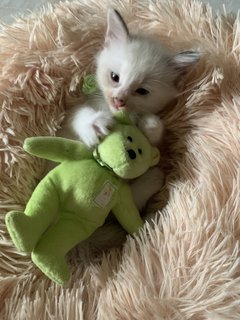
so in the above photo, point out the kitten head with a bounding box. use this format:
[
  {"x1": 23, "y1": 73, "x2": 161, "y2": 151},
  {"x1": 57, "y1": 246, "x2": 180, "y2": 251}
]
[{"x1": 96, "y1": 8, "x2": 200, "y2": 114}]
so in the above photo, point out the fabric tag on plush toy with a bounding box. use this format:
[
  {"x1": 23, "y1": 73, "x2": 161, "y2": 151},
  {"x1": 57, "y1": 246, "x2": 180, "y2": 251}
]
[
  {"x1": 94, "y1": 181, "x2": 117, "y2": 208},
  {"x1": 82, "y1": 74, "x2": 97, "y2": 95}
]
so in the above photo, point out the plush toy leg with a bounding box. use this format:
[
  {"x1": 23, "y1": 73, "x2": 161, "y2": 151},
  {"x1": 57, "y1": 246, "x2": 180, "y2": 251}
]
[
  {"x1": 5, "y1": 179, "x2": 59, "y2": 253},
  {"x1": 31, "y1": 216, "x2": 97, "y2": 285}
]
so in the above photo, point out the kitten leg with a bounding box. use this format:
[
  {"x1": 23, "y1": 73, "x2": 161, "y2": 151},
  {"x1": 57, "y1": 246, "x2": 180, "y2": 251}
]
[
  {"x1": 130, "y1": 166, "x2": 164, "y2": 211},
  {"x1": 71, "y1": 106, "x2": 114, "y2": 148},
  {"x1": 137, "y1": 113, "x2": 164, "y2": 146}
]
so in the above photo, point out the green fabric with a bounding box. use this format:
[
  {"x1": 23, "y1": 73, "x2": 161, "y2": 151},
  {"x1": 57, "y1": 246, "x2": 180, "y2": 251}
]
[
  {"x1": 5, "y1": 112, "x2": 160, "y2": 285},
  {"x1": 82, "y1": 74, "x2": 97, "y2": 95}
]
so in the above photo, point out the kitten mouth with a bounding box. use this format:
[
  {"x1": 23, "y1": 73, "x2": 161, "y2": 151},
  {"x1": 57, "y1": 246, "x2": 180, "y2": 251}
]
[
  {"x1": 114, "y1": 104, "x2": 126, "y2": 110},
  {"x1": 110, "y1": 105, "x2": 126, "y2": 114}
]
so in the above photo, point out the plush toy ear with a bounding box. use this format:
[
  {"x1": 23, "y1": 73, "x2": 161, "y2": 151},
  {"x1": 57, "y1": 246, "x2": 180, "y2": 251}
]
[
  {"x1": 151, "y1": 147, "x2": 160, "y2": 166},
  {"x1": 82, "y1": 74, "x2": 97, "y2": 95},
  {"x1": 114, "y1": 110, "x2": 132, "y2": 125}
]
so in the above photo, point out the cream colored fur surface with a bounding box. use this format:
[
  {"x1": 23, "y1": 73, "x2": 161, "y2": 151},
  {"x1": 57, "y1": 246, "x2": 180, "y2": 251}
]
[{"x1": 1, "y1": 0, "x2": 240, "y2": 319}]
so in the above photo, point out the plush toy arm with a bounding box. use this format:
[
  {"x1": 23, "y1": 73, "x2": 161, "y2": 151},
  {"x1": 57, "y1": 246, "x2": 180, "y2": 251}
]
[
  {"x1": 112, "y1": 184, "x2": 144, "y2": 234},
  {"x1": 23, "y1": 137, "x2": 92, "y2": 162}
]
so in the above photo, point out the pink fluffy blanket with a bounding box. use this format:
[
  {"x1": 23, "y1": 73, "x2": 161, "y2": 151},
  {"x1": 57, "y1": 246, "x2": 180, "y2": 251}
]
[{"x1": 0, "y1": 0, "x2": 240, "y2": 319}]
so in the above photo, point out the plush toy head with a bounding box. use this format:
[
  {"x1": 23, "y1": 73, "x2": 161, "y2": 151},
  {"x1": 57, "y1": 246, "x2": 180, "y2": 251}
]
[{"x1": 93, "y1": 112, "x2": 160, "y2": 179}]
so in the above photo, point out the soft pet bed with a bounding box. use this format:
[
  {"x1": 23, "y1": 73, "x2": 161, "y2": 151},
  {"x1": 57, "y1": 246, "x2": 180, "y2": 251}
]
[{"x1": 0, "y1": 0, "x2": 240, "y2": 319}]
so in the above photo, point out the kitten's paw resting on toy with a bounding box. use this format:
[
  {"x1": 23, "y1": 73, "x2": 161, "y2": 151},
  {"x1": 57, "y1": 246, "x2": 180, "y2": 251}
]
[{"x1": 72, "y1": 107, "x2": 114, "y2": 148}]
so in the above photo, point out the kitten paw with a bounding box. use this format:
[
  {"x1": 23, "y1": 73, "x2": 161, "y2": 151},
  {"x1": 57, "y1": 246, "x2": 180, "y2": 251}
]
[
  {"x1": 138, "y1": 114, "x2": 164, "y2": 146},
  {"x1": 86, "y1": 112, "x2": 114, "y2": 147},
  {"x1": 72, "y1": 108, "x2": 115, "y2": 148},
  {"x1": 93, "y1": 111, "x2": 114, "y2": 137}
]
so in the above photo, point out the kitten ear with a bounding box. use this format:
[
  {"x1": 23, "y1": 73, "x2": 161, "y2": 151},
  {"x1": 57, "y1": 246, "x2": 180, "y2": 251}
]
[
  {"x1": 105, "y1": 8, "x2": 129, "y2": 46},
  {"x1": 170, "y1": 51, "x2": 200, "y2": 75}
]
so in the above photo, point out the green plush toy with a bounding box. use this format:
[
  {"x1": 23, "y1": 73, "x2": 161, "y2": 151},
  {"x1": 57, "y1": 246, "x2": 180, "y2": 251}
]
[{"x1": 5, "y1": 112, "x2": 160, "y2": 285}]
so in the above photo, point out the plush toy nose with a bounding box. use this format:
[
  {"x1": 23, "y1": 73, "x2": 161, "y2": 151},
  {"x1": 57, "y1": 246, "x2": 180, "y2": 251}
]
[{"x1": 127, "y1": 149, "x2": 136, "y2": 160}]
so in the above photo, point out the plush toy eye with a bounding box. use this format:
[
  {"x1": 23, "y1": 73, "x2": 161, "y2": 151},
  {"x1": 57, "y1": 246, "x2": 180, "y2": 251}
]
[
  {"x1": 138, "y1": 148, "x2": 142, "y2": 155},
  {"x1": 111, "y1": 72, "x2": 120, "y2": 83},
  {"x1": 127, "y1": 136, "x2": 133, "y2": 142},
  {"x1": 136, "y1": 88, "x2": 149, "y2": 95}
]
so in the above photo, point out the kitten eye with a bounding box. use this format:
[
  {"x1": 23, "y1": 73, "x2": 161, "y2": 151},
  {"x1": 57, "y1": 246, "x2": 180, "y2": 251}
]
[
  {"x1": 136, "y1": 88, "x2": 149, "y2": 95},
  {"x1": 111, "y1": 72, "x2": 120, "y2": 83}
]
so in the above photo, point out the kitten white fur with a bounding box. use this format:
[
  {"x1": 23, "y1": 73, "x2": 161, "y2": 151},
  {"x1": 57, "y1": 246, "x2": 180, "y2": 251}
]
[{"x1": 69, "y1": 8, "x2": 199, "y2": 211}]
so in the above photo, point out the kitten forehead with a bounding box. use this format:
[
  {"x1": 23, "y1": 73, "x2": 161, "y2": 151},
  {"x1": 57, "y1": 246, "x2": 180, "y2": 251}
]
[{"x1": 112, "y1": 37, "x2": 173, "y2": 86}]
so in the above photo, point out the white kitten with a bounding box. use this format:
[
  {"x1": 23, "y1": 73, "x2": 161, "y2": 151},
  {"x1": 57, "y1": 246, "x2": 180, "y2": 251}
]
[{"x1": 69, "y1": 8, "x2": 199, "y2": 210}]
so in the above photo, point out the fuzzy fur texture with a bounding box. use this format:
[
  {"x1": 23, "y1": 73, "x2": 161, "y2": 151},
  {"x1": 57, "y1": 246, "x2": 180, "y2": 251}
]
[{"x1": 1, "y1": 0, "x2": 240, "y2": 319}]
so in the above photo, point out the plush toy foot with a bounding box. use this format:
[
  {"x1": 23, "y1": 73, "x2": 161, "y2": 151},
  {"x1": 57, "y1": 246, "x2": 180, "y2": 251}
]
[
  {"x1": 32, "y1": 248, "x2": 70, "y2": 285},
  {"x1": 5, "y1": 211, "x2": 38, "y2": 252}
]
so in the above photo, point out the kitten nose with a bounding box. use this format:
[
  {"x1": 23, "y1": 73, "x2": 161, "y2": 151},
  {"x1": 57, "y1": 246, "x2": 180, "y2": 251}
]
[{"x1": 113, "y1": 97, "x2": 126, "y2": 108}]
